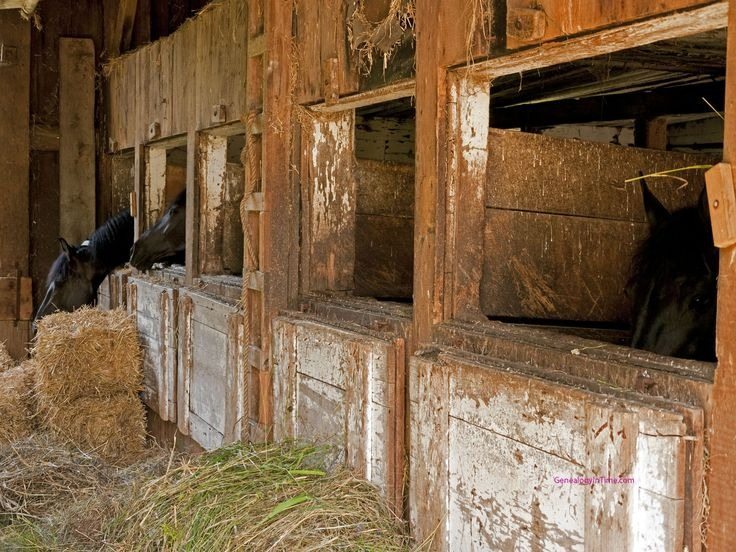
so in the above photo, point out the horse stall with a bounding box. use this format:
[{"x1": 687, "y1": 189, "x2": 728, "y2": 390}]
[{"x1": 9, "y1": 0, "x2": 728, "y2": 548}]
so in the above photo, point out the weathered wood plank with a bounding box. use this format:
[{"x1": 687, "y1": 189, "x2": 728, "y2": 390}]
[
  {"x1": 472, "y1": 2, "x2": 728, "y2": 79},
  {"x1": 483, "y1": 209, "x2": 646, "y2": 322},
  {"x1": 302, "y1": 113, "x2": 356, "y2": 291},
  {"x1": 705, "y1": 0, "x2": 736, "y2": 546},
  {"x1": 59, "y1": 38, "x2": 96, "y2": 245},
  {"x1": 271, "y1": 314, "x2": 404, "y2": 507},
  {"x1": 486, "y1": 128, "x2": 716, "y2": 221},
  {"x1": 506, "y1": 0, "x2": 714, "y2": 49},
  {"x1": 410, "y1": 349, "x2": 701, "y2": 550}
]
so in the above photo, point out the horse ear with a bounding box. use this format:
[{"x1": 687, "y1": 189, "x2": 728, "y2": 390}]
[
  {"x1": 58, "y1": 237, "x2": 72, "y2": 257},
  {"x1": 640, "y1": 174, "x2": 669, "y2": 227}
]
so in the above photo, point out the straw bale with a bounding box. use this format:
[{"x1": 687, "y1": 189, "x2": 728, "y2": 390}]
[
  {"x1": 0, "y1": 342, "x2": 13, "y2": 373},
  {"x1": 44, "y1": 392, "x2": 147, "y2": 463},
  {"x1": 0, "y1": 362, "x2": 36, "y2": 443},
  {"x1": 33, "y1": 307, "x2": 142, "y2": 402}
]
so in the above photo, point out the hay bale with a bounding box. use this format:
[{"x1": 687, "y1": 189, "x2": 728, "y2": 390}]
[
  {"x1": 0, "y1": 362, "x2": 36, "y2": 442},
  {"x1": 0, "y1": 341, "x2": 13, "y2": 373},
  {"x1": 43, "y1": 393, "x2": 147, "y2": 463},
  {"x1": 34, "y1": 307, "x2": 142, "y2": 402}
]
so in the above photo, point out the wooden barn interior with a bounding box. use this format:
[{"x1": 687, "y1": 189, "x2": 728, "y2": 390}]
[{"x1": 2, "y1": 0, "x2": 736, "y2": 547}]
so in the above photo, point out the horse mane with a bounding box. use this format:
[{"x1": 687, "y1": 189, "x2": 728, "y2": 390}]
[{"x1": 88, "y1": 210, "x2": 135, "y2": 273}]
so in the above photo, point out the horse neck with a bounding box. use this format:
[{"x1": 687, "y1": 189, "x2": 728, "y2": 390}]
[{"x1": 89, "y1": 211, "x2": 135, "y2": 283}]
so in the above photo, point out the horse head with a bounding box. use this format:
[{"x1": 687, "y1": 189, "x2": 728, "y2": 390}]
[
  {"x1": 34, "y1": 238, "x2": 97, "y2": 326},
  {"x1": 629, "y1": 175, "x2": 718, "y2": 361},
  {"x1": 130, "y1": 189, "x2": 187, "y2": 271}
]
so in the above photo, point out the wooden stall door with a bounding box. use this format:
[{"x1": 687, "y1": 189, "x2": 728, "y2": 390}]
[
  {"x1": 127, "y1": 277, "x2": 179, "y2": 423},
  {"x1": 483, "y1": 128, "x2": 718, "y2": 324},
  {"x1": 409, "y1": 350, "x2": 704, "y2": 551},
  {"x1": 177, "y1": 288, "x2": 247, "y2": 449},
  {"x1": 272, "y1": 313, "x2": 405, "y2": 510}
]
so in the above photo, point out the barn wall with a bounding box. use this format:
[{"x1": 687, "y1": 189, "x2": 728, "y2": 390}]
[{"x1": 106, "y1": 0, "x2": 246, "y2": 151}]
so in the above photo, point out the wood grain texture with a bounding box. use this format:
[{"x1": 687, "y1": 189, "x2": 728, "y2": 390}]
[
  {"x1": 177, "y1": 288, "x2": 246, "y2": 448},
  {"x1": 705, "y1": 0, "x2": 736, "y2": 546},
  {"x1": 413, "y1": 0, "x2": 469, "y2": 346},
  {"x1": 410, "y1": 348, "x2": 703, "y2": 550},
  {"x1": 0, "y1": 12, "x2": 29, "y2": 279},
  {"x1": 483, "y1": 129, "x2": 717, "y2": 322},
  {"x1": 129, "y1": 276, "x2": 179, "y2": 422},
  {"x1": 272, "y1": 313, "x2": 405, "y2": 510},
  {"x1": 59, "y1": 38, "x2": 96, "y2": 245},
  {"x1": 506, "y1": 0, "x2": 714, "y2": 49},
  {"x1": 302, "y1": 113, "x2": 356, "y2": 291}
]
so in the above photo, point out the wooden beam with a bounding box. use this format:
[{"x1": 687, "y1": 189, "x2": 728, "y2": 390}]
[
  {"x1": 0, "y1": 0, "x2": 39, "y2": 14},
  {"x1": 706, "y1": 0, "x2": 736, "y2": 547},
  {"x1": 469, "y1": 2, "x2": 728, "y2": 80},
  {"x1": 185, "y1": 130, "x2": 200, "y2": 285},
  {"x1": 413, "y1": 1, "x2": 468, "y2": 346},
  {"x1": 310, "y1": 78, "x2": 415, "y2": 113},
  {"x1": 111, "y1": 0, "x2": 139, "y2": 56},
  {"x1": 0, "y1": 11, "x2": 29, "y2": 277},
  {"x1": 59, "y1": 38, "x2": 96, "y2": 245}
]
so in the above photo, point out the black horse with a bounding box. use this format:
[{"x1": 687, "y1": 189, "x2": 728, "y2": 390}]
[
  {"x1": 34, "y1": 210, "x2": 134, "y2": 325},
  {"x1": 628, "y1": 177, "x2": 718, "y2": 361},
  {"x1": 130, "y1": 189, "x2": 186, "y2": 271}
]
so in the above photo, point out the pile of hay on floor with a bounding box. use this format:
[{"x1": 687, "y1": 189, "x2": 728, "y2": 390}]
[
  {"x1": 33, "y1": 307, "x2": 145, "y2": 462},
  {"x1": 0, "y1": 361, "x2": 36, "y2": 443},
  {"x1": 109, "y1": 441, "x2": 420, "y2": 551},
  {"x1": 0, "y1": 433, "x2": 172, "y2": 550},
  {"x1": 0, "y1": 342, "x2": 13, "y2": 373}
]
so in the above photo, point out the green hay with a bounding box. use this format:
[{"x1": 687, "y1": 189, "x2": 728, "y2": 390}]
[{"x1": 108, "y1": 441, "x2": 422, "y2": 551}]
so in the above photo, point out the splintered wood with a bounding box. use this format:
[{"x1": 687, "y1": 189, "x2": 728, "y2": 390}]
[
  {"x1": 272, "y1": 313, "x2": 405, "y2": 511},
  {"x1": 409, "y1": 350, "x2": 705, "y2": 551}
]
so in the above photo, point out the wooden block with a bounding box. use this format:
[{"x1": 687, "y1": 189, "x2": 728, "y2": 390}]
[
  {"x1": 243, "y1": 192, "x2": 265, "y2": 212},
  {"x1": 705, "y1": 163, "x2": 736, "y2": 248},
  {"x1": 148, "y1": 121, "x2": 161, "y2": 140},
  {"x1": 211, "y1": 104, "x2": 227, "y2": 124},
  {"x1": 248, "y1": 33, "x2": 265, "y2": 57},
  {"x1": 506, "y1": 7, "x2": 546, "y2": 43}
]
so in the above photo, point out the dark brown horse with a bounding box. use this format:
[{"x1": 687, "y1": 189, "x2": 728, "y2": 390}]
[{"x1": 628, "y1": 176, "x2": 717, "y2": 361}]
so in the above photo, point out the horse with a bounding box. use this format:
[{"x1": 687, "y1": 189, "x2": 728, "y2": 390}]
[
  {"x1": 628, "y1": 176, "x2": 718, "y2": 361},
  {"x1": 130, "y1": 189, "x2": 186, "y2": 271},
  {"x1": 34, "y1": 210, "x2": 134, "y2": 326}
]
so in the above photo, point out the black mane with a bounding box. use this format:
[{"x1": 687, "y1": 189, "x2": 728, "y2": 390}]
[{"x1": 89, "y1": 210, "x2": 135, "y2": 274}]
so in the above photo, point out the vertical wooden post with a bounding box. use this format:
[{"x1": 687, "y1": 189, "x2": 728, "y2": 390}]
[
  {"x1": 59, "y1": 38, "x2": 96, "y2": 244},
  {"x1": 413, "y1": 1, "x2": 480, "y2": 345},
  {"x1": 185, "y1": 130, "x2": 200, "y2": 285},
  {"x1": 0, "y1": 11, "x2": 30, "y2": 359},
  {"x1": 706, "y1": 0, "x2": 736, "y2": 547},
  {"x1": 446, "y1": 74, "x2": 490, "y2": 322},
  {"x1": 260, "y1": 0, "x2": 295, "y2": 436}
]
